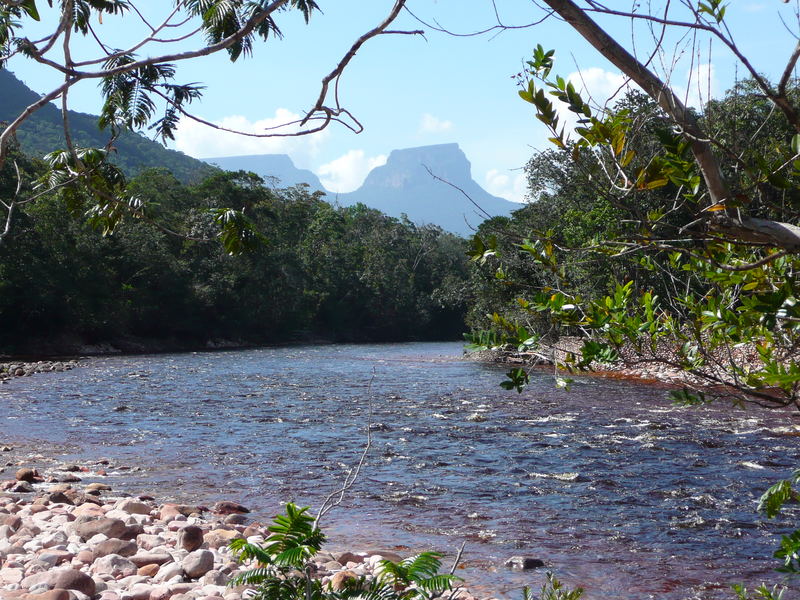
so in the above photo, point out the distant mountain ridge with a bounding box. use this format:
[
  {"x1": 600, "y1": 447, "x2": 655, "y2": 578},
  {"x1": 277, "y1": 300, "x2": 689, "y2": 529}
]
[
  {"x1": 204, "y1": 154, "x2": 324, "y2": 190},
  {"x1": 1, "y1": 70, "x2": 519, "y2": 234},
  {"x1": 209, "y1": 144, "x2": 519, "y2": 235},
  {"x1": 0, "y1": 70, "x2": 217, "y2": 183}
]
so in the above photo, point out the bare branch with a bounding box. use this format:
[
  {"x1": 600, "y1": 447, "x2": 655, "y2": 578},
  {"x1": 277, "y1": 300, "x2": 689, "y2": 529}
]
[
  {"x1": 300, "y1": 0, "x2": 423, "y2": 127},
  {"x1": 313, "y1": 368, "x2": 376, "y2": 529}
]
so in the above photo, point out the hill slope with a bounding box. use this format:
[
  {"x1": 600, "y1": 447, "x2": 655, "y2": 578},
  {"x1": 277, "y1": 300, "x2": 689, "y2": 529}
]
[{"x1": 0, "y1": 70, "x2": 216, "y2": 183}]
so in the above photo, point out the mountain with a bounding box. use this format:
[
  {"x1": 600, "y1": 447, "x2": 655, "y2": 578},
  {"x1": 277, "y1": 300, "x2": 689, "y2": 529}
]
[
  {"x1": 204, "y1": 154, "x2": 324, "y2": 190},
  {"x1": 0, "y1": 70, "x2": 217, "y2": 183},
  {"x1": 335, "y1": 143, "x2": 518, "y2": 235}
]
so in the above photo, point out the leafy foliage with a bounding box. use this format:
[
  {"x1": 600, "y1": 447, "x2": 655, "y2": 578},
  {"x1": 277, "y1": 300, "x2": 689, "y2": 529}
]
[
  {"x1": 522, "y1": 573, "x2": 583, "y2": 600},
  {"x1": 0, "y1": 158, "x2": 470, "y2": 352},
  {"x1": 229, "y1": 504, "x2": 458, "y2": 600}
]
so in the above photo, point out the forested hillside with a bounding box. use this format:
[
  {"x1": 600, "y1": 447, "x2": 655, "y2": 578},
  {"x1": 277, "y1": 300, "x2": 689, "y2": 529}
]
[
  {"x1": 0, "y1": 148, "x2": 470, "y2": 355},
  {"x1": 0, "y1": 71, "x2": 217, "y2": 183}
]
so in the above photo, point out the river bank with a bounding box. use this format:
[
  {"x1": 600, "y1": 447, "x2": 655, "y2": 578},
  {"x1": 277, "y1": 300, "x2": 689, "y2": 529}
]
[
  {"x1": 0, "y1": 450, "x2": 486, "y2": 600},
  {"x1": 0, "y1": 362, "x2": 80, "y2": 385}
]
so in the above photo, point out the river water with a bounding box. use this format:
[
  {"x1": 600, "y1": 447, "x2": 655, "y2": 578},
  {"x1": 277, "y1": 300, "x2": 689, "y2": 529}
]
[{"x1": 1, "y1": 342, "x2": 799, "y2": 599}]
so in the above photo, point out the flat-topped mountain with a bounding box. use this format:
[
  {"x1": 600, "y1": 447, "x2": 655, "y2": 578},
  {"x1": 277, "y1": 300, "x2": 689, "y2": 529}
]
[
  {"x1": 204, "y1": 154, "x2": 324, "y2": 190},
  {"x1": 335, "y1": 144, "x2": 518, "y2": 235}
]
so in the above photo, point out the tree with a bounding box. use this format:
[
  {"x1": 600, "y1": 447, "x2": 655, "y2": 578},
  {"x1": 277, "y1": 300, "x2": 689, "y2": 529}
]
[
  {"x1": 0, "y1": 0, "x2": 421, "y2": 248},
  {"x1": 465, "y1": 1, "x2": 800, "y2": 589}
]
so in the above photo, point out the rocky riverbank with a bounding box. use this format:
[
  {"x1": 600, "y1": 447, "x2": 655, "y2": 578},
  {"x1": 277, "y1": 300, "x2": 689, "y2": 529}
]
[
  {"x1": 0, "y1": 464, "x2": 483, "y2": 600},
  {"x1": 0, "y1": 362, "x2": 80, "y2": 384}
]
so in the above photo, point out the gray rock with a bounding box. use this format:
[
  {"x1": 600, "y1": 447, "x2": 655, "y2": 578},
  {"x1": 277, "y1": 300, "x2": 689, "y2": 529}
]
[
  {"x1": 116, "y1": 499, "x2": 152, "y2": 516},
  {"x1": 129, "y1": 553, "x2": 173, "y2": 568},
  {"x1": 182, "y1": 550, "x2": 214, "y2": 579},
  {"x1": 95, "y1": 538, "x2": 139, "y2": 558},
  {"x1": 200, "y1": 571, "x2": 228, "y2": 587},
  {"x1": 153, "y1": 563, "x2": 184, "y2": 583},
  {"x1": 136, "y1": 534, "x2": 166, "y2": 551},
  {"x1": 14, "y1": 468, "x2": 36, "y2": 482},
  {"x1": 75, "y1": 518, "x2": 127, "y2": 541},
  {"x1": 504, "y1": 556, "x2": 545, "y2": 570},
  {"x1": 177, "y1": 526, "x2": 204, "y2": 552},
  {"x1": 53, "y1": 569, "x2": 97, "y2": 597},
  {"x1": 93, "y1": 554, "x2": 139, "y2": 578}
]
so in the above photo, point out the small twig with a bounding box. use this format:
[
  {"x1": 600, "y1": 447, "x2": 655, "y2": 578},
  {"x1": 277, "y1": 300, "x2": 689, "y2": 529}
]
[
  {"x1": 448, "y1": 541, "x2": 466, "y2": 575},
  {"x1": 423, "y1": 166, "x2": 494, "y2": 221},
  {"x1": 314, "y1": 367, "x2": 376, "y2": 528}
]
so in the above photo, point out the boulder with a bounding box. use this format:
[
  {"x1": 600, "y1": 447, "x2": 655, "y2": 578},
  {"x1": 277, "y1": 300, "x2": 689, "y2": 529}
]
[
  {"x1": 130, "y1": 553, "x2": 173, "y2": 568},
  {"x1": 211, "y1": 502, "x2": 249, "y2": 515},
  {"x1": 0, "y1": 567, "x2": 24, "y2": 585},
  {"x1": 222, "y1": 515, "x2": 247, "y2": 526},
  {"x1": 10, "y1": 481, "x2": 33, "y2": 493},
  {"x1": 24, "y1": 590, "x2": 70, "y2": 600},
  {"x1": 41, "y1": 531, "x2": 69, "y2": 548},
  {"x1": 199, "y1": 571, "x2": 227, "y2": 587},
  {"x1": 14, "y1": 469, "x2": 37, "y2": 483},
  {"x1": 504, "y1": 556, "x2": 545, "y2": 570},
  {"x1": 84, "y1": 483, "x2": 112, "y2": 494},
  {"x1": 158, "y1": 505, "x2": 200, "y2": 522},
  {"x1": 116, "y1": 500, "x2": 151, "y2": 516},
  {"x1": 202, "y1": 529, "x2": 242, "y2": 549},
  {"x1": 4, "y1": 515, "x2": 22, "y2": 531},
  {"x1": 177, "y1": 526, "x2": 203, "y2": 552},
  {"x1": 75, "y1": 518, "x2": 126, "y2": 541},
  {"x1": 95, "y1": 538, "x2": 138, "y2": 558},
  {"x1": 71, "y1": 504, "x2": 105, "y2": 519},
  {"x1": 53, "y1": 569, "x2": 96, "y2": 597},
  {"x1": 136, "y1": 565, "x2": 160, "y2": 578},
  {"x1": 334, "y1": 552, "x2": 363, "y2": 565},
  {"x1": 45, "y1": 492, "x2": 73, "y2": 505},
  {"x1": 93, "y1": 554, "x2": 138, "y2": 578},
  {"x1": 182, "y1": 550, "x2": 214, "y2": 579},
  {"x1": 329, "y1": 571, "x2": 358, "y2": 592},
  {"x1": 152, "y1": 563, "x2": 184, "y2": 584},
  {"x1": 135, "y1": 534, "x2": 166, "y2": 551},
  {"x1": 37, "y1": 550, "x2": 74, "y2": 566}
]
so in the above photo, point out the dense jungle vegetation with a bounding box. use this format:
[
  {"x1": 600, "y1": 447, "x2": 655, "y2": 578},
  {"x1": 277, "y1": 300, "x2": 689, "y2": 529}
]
[{"x1": 0, "y1": 147, "x2": 470, "y2": 354}]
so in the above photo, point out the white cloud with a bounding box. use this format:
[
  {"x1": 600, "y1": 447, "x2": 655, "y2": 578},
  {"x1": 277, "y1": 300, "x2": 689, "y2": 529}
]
[
  {"x1": 485, "y1": 169, "x2": 527, "y2": 203},
  {"x1": 419, "y1": 113, "x2": 453, "y2": 134},
  {"x1": 546, "y1": 67, "x2": 633, "y2": 134},
  {"x1": 677, "y1": 62, "x2": 718, "y2": 109},
  {"x1": 317, "y1": 150, "x2": 387, "y2": 193},
  {"x1": 567, "y1": 67, "x2": 630, "y2": 108},
  {"x1": 172, "y1": 109, "x2": 328, "y2": 162}
]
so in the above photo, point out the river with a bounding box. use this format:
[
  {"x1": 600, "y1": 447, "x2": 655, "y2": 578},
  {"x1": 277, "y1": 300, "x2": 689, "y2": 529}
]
[{"x1": 1, "y1": 342, "x2": 798, "y2": 599}]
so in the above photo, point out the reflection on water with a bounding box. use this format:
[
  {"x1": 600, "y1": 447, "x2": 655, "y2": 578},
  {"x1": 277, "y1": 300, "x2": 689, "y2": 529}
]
[{"x1": 2, "y1": 342, "x2": 799, "y2": 599}]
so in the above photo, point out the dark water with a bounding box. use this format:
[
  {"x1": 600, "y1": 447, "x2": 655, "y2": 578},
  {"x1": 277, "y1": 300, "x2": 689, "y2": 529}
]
[{"x1": 1, "y1": 342, "x2": 799, "y2": 599}]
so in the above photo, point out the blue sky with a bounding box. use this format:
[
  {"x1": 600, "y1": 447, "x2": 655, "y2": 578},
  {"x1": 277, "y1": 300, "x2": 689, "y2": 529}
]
[{"x1": 6, "y1": 1, "x2": 796, "y2": 200}]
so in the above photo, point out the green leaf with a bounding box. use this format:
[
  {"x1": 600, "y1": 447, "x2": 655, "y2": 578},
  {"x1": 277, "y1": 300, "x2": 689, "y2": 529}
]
[{"x1": 21, "y1": 0, "x2": 40, "y2": 20}]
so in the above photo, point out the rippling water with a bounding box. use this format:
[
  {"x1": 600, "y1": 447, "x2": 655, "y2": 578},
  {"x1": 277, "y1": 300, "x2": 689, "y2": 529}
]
[{"x1": 2, "y1": 342, "x2": 799, "y2": 599}]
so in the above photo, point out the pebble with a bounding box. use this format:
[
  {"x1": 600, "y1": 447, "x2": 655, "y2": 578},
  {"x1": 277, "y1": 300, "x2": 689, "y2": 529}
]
[{"x1": 0, "y1": 466, "x2": 483, "y2": 600}]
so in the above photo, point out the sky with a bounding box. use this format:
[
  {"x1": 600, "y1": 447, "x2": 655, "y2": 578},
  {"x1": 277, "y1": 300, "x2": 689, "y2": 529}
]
[{"x1": 6, "y1": 1, "x2": 799, "y2": 201}]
